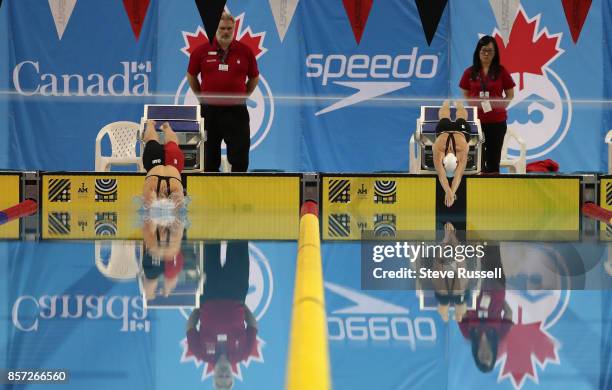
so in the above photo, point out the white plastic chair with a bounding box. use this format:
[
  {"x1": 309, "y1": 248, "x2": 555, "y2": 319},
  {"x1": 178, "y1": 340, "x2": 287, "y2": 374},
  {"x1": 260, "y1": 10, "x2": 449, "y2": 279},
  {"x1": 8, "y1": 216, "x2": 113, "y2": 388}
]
[
  {"x1": 605, "y1": 130, "x2": 612, "y2": 174},
  {"x1": 409, "y1": 134, "x2": 419, "y2": 173},
  {"x1": 95, "y1": 121, "x2": 142, "y2": 171},
  {"x1": 95, "y1": 240, "x2": 142, "y2": 281},
  {"x1": 500, "y1": 127, "x2": 527, "y2": 174}
]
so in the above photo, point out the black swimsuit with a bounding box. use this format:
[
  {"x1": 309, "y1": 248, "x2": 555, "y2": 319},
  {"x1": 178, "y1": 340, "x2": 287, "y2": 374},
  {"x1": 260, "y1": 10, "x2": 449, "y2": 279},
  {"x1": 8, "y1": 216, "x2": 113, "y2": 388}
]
[
  {"x1": 445, "y1": 132, "x2": 457, "y2": 155},
  {"x1": 435, "y1": 118, "x2": 471, "y2": 143},
  {"x1": 156, "y1": 225, "x2": 171, "y2": 247},
  {"x1": 145, "y1": 175, "x2": 183, "y2": 197},
  {"x1": 434, "y1": 274, "x2": 468, "y2": 305}
]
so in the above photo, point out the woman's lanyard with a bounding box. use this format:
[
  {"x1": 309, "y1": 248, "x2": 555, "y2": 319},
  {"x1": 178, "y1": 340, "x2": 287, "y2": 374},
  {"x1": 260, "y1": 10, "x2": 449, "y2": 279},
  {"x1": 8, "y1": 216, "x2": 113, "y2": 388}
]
[{"x1": 479, "y1": 73, "x2": 489, "y2": 98}]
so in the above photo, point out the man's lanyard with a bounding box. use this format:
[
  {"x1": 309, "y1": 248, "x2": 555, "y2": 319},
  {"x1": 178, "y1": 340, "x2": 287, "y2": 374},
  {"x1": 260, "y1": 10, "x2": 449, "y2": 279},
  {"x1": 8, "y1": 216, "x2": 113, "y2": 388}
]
[{"x1": 218, "y1": 46, "x2": 230, "y2": 64}]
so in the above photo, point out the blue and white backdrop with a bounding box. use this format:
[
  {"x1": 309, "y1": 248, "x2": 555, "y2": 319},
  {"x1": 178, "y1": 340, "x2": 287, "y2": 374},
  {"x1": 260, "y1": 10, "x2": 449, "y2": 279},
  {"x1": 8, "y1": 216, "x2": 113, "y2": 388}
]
[{"x1": 0, "y1": 0, "x2": 609, "y2": 172}]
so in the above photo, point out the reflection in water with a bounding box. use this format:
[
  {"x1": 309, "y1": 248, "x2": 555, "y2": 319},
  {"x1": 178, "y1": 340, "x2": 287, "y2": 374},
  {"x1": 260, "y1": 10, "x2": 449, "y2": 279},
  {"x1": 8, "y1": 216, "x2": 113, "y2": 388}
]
[
  {"x1": 420, "y1": 222, "x2": 472, "y2": 322},
  {"x1": 141, "y1": 218, "x2": 185, "y2": 301},
  {"x1": 414, "y1": 222, "x2": 514, "y2": 373},
  {"x1": 326, "y1": 222, "x2": 611, "y2": 389},
  {"x1": 457, "y1": 243, "x2": 513, "y2": 373},
  {"x1": 139, "y1": 215, "x2": 262, "y2": 388},
  {"x1": 187, "y1": 242, "x2": 258, "y2": 390},
  {"x1": 140, "y1": 216, "x2": 203, "y2": 307},
  {"x1": 142, "y1": 217, "x2": 185, "y2": 262},
  {"x1": 95, "y1": 240, "x2": 141, "y2": 281},
  {"x1": 2, "y1": 208, "x2": 611, "y2": 389}
]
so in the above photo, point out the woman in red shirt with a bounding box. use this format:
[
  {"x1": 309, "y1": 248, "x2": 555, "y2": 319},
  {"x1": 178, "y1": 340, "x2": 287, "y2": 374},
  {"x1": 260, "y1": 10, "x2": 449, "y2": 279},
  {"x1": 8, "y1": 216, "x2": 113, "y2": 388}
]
[
  {"x1": 458, "y1": 244, "x2": 513, "y2": 373},
  {"x1": 459, "y1": 35, "x2": 515, "y2": 173}
]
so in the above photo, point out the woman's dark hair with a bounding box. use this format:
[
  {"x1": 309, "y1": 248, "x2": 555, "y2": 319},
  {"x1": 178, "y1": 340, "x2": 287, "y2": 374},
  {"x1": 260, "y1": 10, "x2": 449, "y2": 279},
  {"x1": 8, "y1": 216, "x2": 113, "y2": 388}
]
[
  {"x1": 470, "y1": 328, "x2": 499, "y2": 373},
  {"x1": 470, "y1": 35, "x2": 501, "y2": 80}
]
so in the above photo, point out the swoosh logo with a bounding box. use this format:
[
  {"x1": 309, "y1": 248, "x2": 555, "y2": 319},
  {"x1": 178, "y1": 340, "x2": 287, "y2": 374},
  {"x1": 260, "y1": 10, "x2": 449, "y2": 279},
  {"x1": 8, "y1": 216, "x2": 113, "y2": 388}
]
[
  {"x1": 325, "y1": 281, "x2": 409, "y2": 314},
  {"x1": 316, "y1": 81, "x2": 411, "y2": 116}
]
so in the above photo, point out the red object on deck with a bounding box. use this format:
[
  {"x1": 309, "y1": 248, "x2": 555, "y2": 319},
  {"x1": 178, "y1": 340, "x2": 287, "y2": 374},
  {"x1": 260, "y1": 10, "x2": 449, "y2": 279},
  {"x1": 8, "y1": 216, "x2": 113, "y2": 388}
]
[
  {"x1": 582, "y1": 202, "x2": 612, "y2": 224},
  {"x1": 0, "y1": 199, "x2": 38, "y2": 225},
  {"x1": 526, "y1": 159, "x2": 559, "y2": 172}
]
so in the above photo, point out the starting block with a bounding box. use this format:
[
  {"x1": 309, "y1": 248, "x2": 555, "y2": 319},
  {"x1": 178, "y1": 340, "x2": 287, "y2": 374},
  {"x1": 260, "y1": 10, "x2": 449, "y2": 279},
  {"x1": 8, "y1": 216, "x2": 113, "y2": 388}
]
[
  {"x1": 409, "y1": 105, "x2": 484, "y2": 174},
  {"x1": 139, "y1": 241, "x2": 204, "y2": 309},
  {"x1": 141, "y1": 105, "x2": 206, "y2": 172}
]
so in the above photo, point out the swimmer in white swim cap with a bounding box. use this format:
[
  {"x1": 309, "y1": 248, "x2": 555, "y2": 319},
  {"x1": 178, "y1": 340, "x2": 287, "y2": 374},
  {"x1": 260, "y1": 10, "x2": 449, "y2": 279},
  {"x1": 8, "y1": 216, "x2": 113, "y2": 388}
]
[
  {"x1": 433, "y1": 101, "x2": 471, "y2": 207},
  {"x1": 443, "y1": 153, "x2": 459, "y2": 177}
]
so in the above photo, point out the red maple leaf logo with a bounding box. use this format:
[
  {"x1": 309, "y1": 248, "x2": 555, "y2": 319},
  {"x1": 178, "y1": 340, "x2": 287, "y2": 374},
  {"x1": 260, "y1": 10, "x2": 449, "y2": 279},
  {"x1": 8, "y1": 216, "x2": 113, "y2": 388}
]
[
  {"x1": 497, "y1": 307, "x2": 560, "y2": 389},
  {"x1": 493, "y1": 7, "x2": 563, "y2": 90},
  {"x1": 182, "y1": 26, "x2": 209, "y2": 57},
  {"x1": 181, "y1": 12, "x2": 266, "y2": 59},
  {"x1": 233, "y1": 16, "x2": 267, "y2": 59},
  {"x1": 180, "y1": 335, "x2": 265, "y2": 382}
]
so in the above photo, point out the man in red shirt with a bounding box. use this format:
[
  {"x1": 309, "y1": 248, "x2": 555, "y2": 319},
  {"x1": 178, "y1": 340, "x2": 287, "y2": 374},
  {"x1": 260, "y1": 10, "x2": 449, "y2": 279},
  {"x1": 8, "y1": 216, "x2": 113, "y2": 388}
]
[
  {"x1": 186, "y1": 12, "x2": 259, "y2": 172},
  {"x1": 186, "y1": 241, "x2": 257, "y2": 389}
]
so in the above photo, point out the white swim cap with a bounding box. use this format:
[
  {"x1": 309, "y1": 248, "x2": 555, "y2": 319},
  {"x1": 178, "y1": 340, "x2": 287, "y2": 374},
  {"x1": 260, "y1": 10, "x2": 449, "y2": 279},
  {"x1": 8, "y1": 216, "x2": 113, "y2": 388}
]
[
  {"x1": 150, "y1": 198, "x2": 177, "y2": 211},
  {"x1": 147, "y1": 198, "x2": 179, "y2": 226},
  {"x1": 443, "y1": 153, "x2": 458, "y2": 177}
]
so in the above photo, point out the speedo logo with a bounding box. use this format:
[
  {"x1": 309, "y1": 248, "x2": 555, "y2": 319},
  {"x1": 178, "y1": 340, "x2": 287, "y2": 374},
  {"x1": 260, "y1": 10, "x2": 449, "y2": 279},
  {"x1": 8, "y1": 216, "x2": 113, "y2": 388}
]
[
  {"x1": 306, "y1": 47, "x2": 439, "y2": 115},
  {"x1": 325, "y1": 282, "x2": 436, "y2": 350}
]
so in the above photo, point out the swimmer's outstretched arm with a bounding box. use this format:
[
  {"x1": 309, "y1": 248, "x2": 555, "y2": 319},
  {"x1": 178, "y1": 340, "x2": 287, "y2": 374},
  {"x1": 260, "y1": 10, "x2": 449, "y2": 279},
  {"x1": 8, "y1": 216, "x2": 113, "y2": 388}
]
[
  {"x1": 433, "y1": 142, "x2": 455, "y2": 207},
  {"x1": 451, "y1": 152, "x2": 467, "y2": 194},
  {"x1": 433, "y1": 148, "x2": 452, "y2": 194}
]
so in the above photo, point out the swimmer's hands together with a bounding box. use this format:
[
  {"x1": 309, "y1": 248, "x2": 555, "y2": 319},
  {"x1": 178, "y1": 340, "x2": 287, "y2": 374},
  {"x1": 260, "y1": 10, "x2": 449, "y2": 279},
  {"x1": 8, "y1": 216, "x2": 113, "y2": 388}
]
[{"x1": 445, "y1": 189, "x2": 456, "y2": 207}]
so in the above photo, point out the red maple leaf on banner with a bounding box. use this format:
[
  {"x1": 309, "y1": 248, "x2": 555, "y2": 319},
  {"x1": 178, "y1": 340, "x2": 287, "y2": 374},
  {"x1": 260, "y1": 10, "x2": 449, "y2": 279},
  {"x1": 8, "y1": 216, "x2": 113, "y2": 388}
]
[
  {"x1": 497, "y1": 307, "x2": 560, "y2": 389},
  {"x1": 233, "y1": 16, "x2": 267, "y2": 59},
  {"x1": 182, "y1": 27, "x2": 209, "y2": 56},
  {"x1": 493, "y1": 8, "x2": 563, "y2": 90},
  {"x1": 181, "y1": 13, "x2": 266, "y2": 59},
  {"x1": 181, "y1": 336, "x2": 265, "y2": 382}
]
